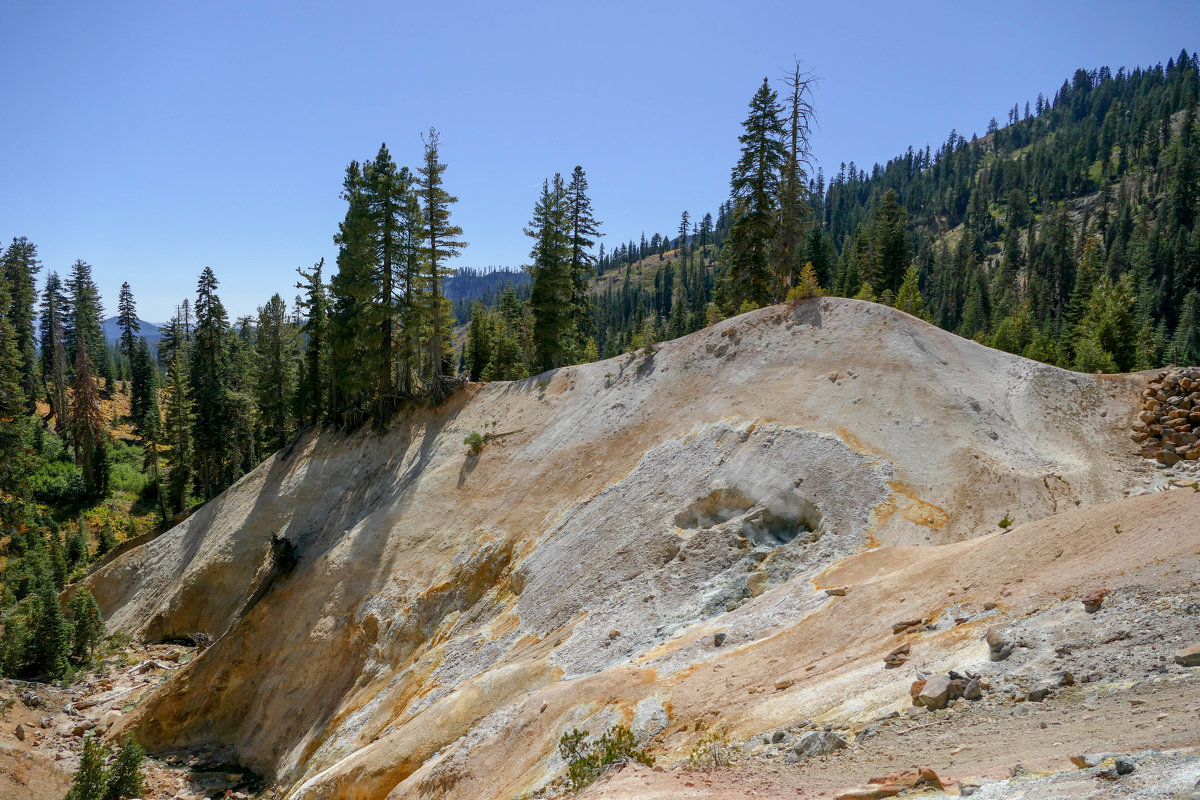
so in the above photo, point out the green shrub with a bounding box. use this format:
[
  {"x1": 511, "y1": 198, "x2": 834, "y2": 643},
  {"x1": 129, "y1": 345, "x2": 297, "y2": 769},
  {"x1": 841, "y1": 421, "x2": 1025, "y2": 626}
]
[
  {"x1": 463, "y1": 431, "x2": 484, "y2": 455},
  {"x1": 558, "y1": 725, "x2": 653, "y2": 791},
  {"x1": 30, "y1": 459, "x2": 87, "y2": 508},
  {"x1": 686, "y1": 730, "x2": 732, "y2": 769},
  {"x1": 107, "y1": 440, "x2": 149, "y2": 496},
  {"x1": 998, "y1": 512, "x2": 1014, "y2": 529}
]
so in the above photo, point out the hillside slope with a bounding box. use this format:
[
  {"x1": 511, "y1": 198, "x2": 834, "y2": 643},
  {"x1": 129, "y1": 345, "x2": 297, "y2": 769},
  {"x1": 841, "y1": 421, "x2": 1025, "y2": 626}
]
[{"x1": 84, "y1": 298, "x2": 1157, "y2": 798}]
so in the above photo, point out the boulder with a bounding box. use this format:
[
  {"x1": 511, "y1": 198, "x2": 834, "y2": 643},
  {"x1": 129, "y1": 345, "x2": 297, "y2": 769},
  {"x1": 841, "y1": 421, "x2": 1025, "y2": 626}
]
[
  {"x1": 916, "y1": 675, "x2": 952, "y2": 710},
  {"x1": 1176, "y1": 643, "x2": 1200, "y2": 667},
  {"x1": 791, "y1": 730, "x2": 848, "y2": 760},
  {"x1": 964, "y1": 678, "x2": 983, "y2": 700},
  {"x1": 14, "y1": 723, "x2": 25, "y2": 741},
  {"x1": 1115, "y1": 755, "x2": 1136, "y2": 775}
]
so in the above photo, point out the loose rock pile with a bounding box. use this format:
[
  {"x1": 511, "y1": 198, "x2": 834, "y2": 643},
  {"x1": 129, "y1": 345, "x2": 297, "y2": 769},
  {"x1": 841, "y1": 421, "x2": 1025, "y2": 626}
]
[{"x1": 1132, "y1": 367, "x2": 1200, "y2": 466}]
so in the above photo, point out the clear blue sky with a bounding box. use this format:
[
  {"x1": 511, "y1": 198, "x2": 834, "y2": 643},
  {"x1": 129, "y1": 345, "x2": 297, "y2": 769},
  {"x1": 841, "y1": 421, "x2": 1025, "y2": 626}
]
[{"x1": 1, "y1": 0, "x2": 1195, "y2": 321}]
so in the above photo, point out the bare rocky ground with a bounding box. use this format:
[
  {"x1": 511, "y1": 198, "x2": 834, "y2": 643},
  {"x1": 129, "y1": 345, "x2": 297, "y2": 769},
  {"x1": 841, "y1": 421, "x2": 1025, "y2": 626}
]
[
  {"x1": 0, "y1": 643, "x2": 264, "y2": 800},
  {"x1": 3, "y1": 298, "x2": 1199, "y2": 800}
]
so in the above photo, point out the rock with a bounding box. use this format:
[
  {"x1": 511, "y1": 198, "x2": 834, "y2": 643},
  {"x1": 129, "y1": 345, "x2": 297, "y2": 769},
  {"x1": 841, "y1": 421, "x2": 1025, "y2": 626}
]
[
  {"x1": 71, "y1": 720, "x2": 95, "y2": 737},
  {"x1": 791, "y1": 730, "x2": 848, "y2": 760},
  {"x1": 948, "y1": 678, "x2": 967, "y2": 701},
  {"x1": 771, "y1": 730, "x2": 787, "y2": 744},
  {"x1": 1175, "y1": 643, "x2": 1200, "y2": 667},
  {"x1": 99, "y1": 710, "x2": 122, "y2": 733},
  {"x1": 909, "y1": 679, "x2": 926, "y2": 699},
  {"x1": 1059, "y1": 671, "x2": 1076, "y2": 686},
  {"x1": 884, "y1": 643, "x2": 910, "y2": 668},
  {"x1": 1070, "y1": 753, "x2": 1119, "y2": 769},
  {"x1": 917, "y1": 675, "x2": 952, "y2": 710},
  {"x1": 774, "y1": 678, "x2": 794, "y2": 690},
  {"x1": 891, "y1": 619, "x2": 925, "y2": 635},
  {"x1": 1158, "y1": 450, "x2": 1182, "y2": 466},
  {"x1": 1186, "y1": 445, "x2": 1200, "y2": 460},
  {"x1": 964, "y1": 678, "x2": 983, "y2": 700},
  {"x1": 20, "y1": 691, "x2": 41, "y2": 708},
  {"x1": 1082, "y1": 589, "x2": 1107, "y2": 613},
  {"x1": 959, "y1": 777, "x2": 983, "y2": 796},
  {"x1": 1027, "y1": 686, "x2": 1052, "y2": 702},
  {"x1": 14, "y1": 723, "x2": 25, "y2": 741},
  {"x1": 712, "y1": 632, "x2": 726, "y2": 647},
  {"x1": 825, "y1": 586, "x2": 848, "y2": 596},
  {"x1": 834, "y1": 768, "x2": 943, "y2": 800},
  {"x1": 1115, "y1": 755, "x2": 1136, "y2": 775}
]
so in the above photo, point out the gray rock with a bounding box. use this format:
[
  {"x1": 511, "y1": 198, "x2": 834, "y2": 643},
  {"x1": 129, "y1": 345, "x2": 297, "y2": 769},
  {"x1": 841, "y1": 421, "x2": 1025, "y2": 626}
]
[
  {"x1": 1176, "y1": 643, "x2": 1200, "y2": 666},
  {"x1": 964, "y1": 678, "x2": 983, "y2": 700},
  {"x1": 713, "y1": 631, "x2": 727, "y2": 647},
  {"x1": 771, "y1": 730, "x2": 786, "y2": 744},
  {"x1": 1115, "y1": 756, "x2": 1135, "y2": 775},
  {"x1": 789, "y1": 730, "x2": 848, "y2": 761},
  {"x1": 1028, "y1": 686, "x2": 1052, "y2": 702},
  {"x1": 14, "y1": 724, "x2": 25, "y2": 741}
]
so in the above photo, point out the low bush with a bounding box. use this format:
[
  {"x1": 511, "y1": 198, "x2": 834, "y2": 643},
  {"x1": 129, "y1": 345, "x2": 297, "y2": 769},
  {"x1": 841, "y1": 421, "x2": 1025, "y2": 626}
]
[{"x1": 558, "y1": 725, "x2": 653, "y2": 791}]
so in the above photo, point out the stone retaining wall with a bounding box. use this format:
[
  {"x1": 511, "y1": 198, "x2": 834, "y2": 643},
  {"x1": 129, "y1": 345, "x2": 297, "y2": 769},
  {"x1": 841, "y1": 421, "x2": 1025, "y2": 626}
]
[{"x1": 1132, "y1": 367, "x2": 1200, "y2": 465}]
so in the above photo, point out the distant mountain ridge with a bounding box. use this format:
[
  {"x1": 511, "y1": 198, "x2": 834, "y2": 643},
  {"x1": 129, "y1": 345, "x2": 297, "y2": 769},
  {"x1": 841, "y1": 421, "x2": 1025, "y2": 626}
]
[{"x1": 101, "y1": 316, "x2": 165, "y2": 347}]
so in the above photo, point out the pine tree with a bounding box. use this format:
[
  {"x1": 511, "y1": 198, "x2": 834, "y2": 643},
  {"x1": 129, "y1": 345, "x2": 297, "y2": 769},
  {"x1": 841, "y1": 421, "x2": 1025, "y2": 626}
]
[
  {"x1": 0, "y1": 270, "x2": 33, "y2": 527},
  {"x1": 71, "y1": 339, "x2": 110, "y2": 499},
  {"x1": 527, "y1": 175, "x2": 573, "y2": 372},
  {"x1": 1, "y1": 237, "x2": 41, "y2": 411},
  {"x1": 31, "y1": 582, "x2": 70, "y2": 679},
  {"x1": 1172, "y1": 289, "x2": 1200, "y2": 364},
  {"x1": 141, "y1": 380, "x2": 168, "y2": 524},
  {"x1": 163, "y1": 347, "x2": 193, "y2": 513},
  {"x1": 329, "y1": 161, "x2": 377, "y2": 422},
  {"x1": 363, "y1": 144, "x2": 425, "y2": 400},
  {"x1": 255, "y1": 294, "x2": 299, "y2": 451},
  {"x1": 66, "y1": 588, "x2": 104, "y2": 664},
  {"x1": 717, "y1": 78, "x2": 786, "y2": 314},
  {"x1": 869, "y1": 190, "x2": 909, "y2": 295},
  {"x1": 1076, "y1": 275, "x2": 1137, "y2": 371},
  {"x1": 66, "y1": 734, "x2": 109, "y2": 800},
  {"x1": 66, "y1": 260, "x2": 106, "y2": 383},
  {"x1": 39, "y1": 272, "x2": 70, "y2": 429},
  {"x1": 130, "y1": 337, "x2": 158, "y2": 434},
  {"x1": 116, "y1": 282, "x2": 139, "y2": 367},
  {"x1": 416, "y1": 128, "x2": 466, "y2": 398},
  {"x1": 894, "y1": 266, "x2": 929, "y2": 319},
  {"x1": 465, "y1": 302, "x2": 493, "y2": 381},
  {"x1": 773, "y1": 63, "x2": 817, "y2": 299},
  {"x1": 567, "y1": 166, "x2": 602, "y2": 349},
  {"x1": 190, "y1": 267, "x2": 232, "y2": 497},
  {"x1": 102, "y1": 734, "x2": 144, "y2": 800},
  {"x1": 295, "y1": 258, "x2": 329, "y2": 425}
]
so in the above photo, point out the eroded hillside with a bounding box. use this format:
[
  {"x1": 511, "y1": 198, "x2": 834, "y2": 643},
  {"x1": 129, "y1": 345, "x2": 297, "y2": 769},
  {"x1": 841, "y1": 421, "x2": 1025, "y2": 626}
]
[{"x1": 70, "y1": 298, "x2": 1194, "y2": 799}]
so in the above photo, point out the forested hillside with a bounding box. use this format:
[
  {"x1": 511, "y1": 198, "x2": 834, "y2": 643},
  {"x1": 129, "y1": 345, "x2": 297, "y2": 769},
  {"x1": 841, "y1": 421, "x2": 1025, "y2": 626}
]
[{"x1": 499, "y1": 49, "x2": 1199, "y2": 372}]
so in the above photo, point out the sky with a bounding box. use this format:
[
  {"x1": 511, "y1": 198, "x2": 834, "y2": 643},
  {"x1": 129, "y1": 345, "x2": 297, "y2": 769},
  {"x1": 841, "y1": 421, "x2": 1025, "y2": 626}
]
[{"x1": 1, "y1": 0, "x2": 1196, "y2": 322}]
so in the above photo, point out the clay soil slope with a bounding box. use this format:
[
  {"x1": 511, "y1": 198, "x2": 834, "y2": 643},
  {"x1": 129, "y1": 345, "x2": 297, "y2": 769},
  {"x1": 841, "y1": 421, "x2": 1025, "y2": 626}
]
[{"x1": 77, "y1": 297, "x2": 1166, "y2": 799}]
